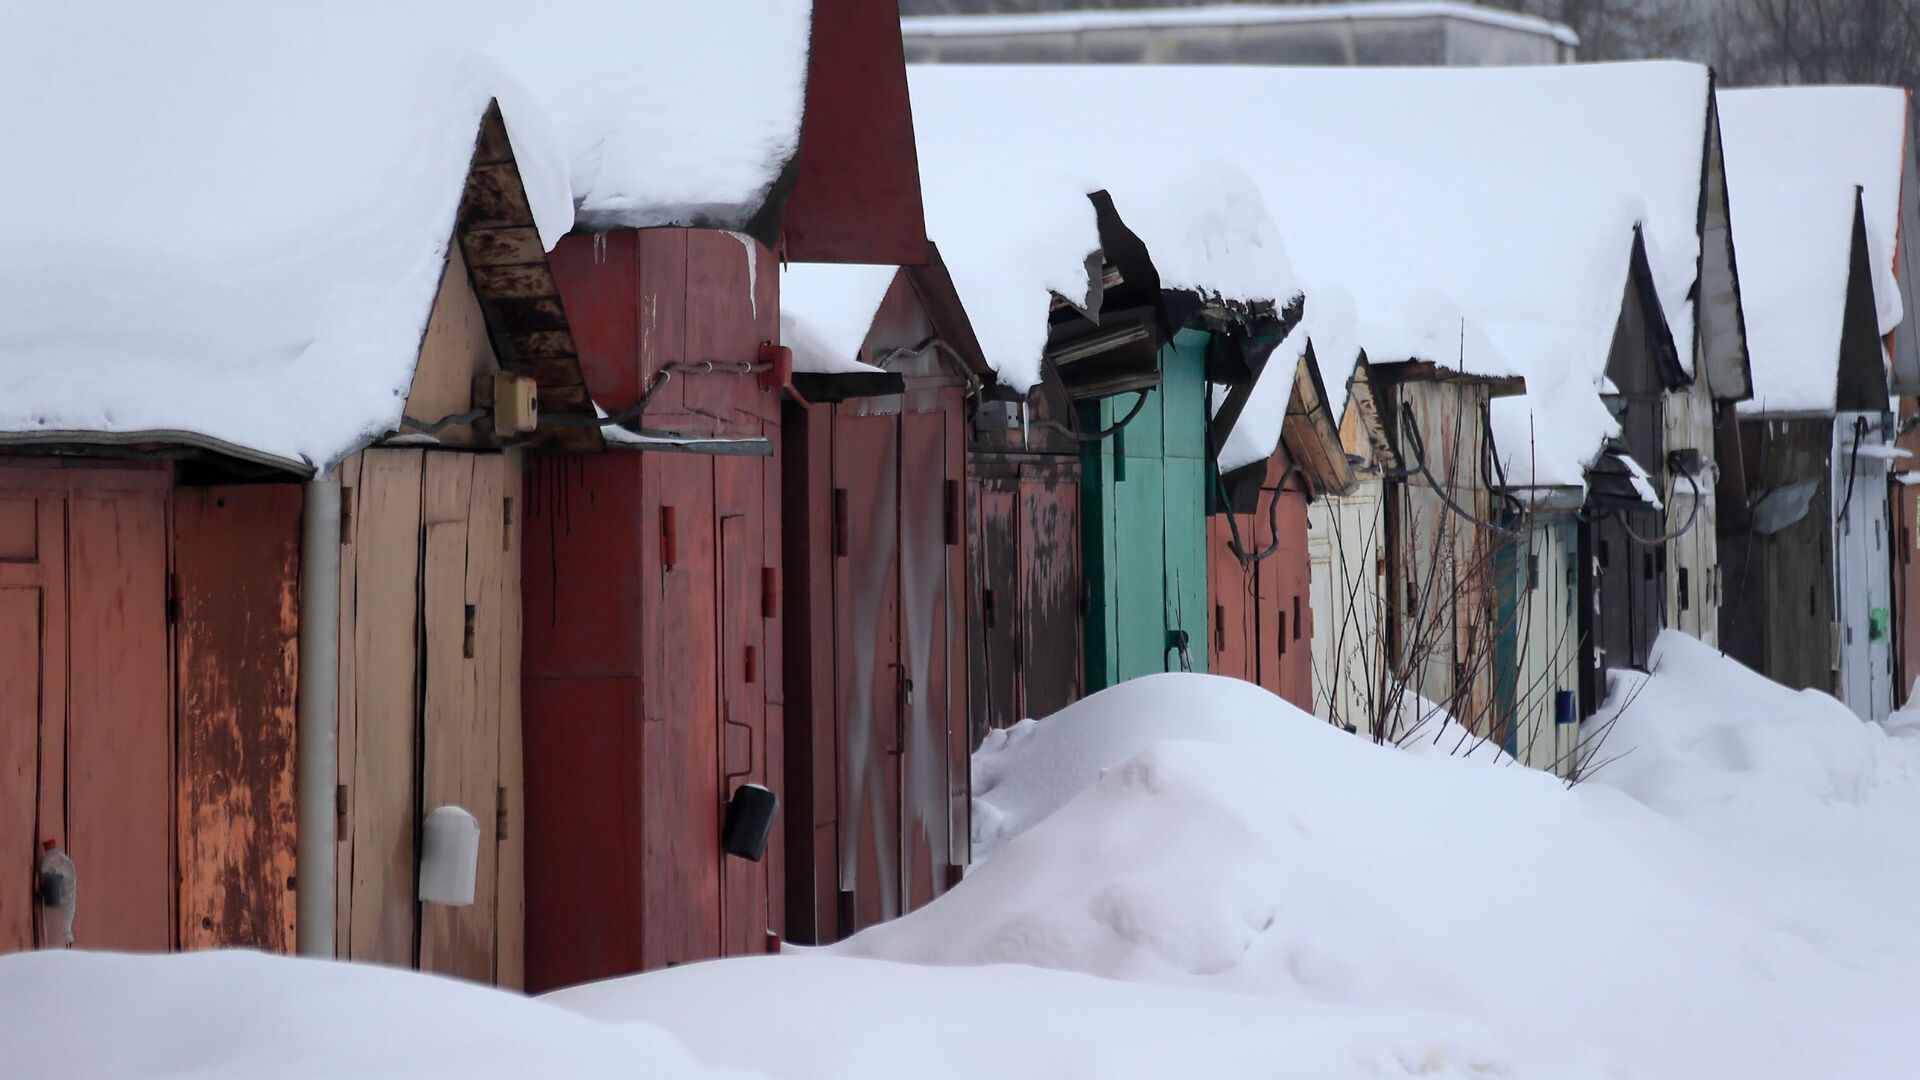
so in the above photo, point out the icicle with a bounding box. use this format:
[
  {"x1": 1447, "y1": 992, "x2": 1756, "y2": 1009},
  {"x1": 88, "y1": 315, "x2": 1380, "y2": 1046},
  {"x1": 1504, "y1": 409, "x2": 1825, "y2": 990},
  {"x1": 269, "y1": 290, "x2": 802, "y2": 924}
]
[{"x1": 729, "y1": 232, "x2": 759, "y2": 319}]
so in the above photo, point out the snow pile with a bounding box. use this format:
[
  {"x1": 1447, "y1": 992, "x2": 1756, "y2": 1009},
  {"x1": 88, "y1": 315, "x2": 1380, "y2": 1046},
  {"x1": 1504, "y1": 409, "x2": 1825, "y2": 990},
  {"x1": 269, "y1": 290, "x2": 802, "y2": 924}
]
[
  {"x1": 817, "y1": 667, "x2": 1920, "y2": 1080},
  {"x1": 1719, "y1": 86, "x2": 1910, "y2": 415},
  {"x1": 0, "y1": 4, "x2": 574, "y2": 469},
  {"x1": 555, "y1": 952, "x2": 1575, "y2": 1080},
  {"x1": 0, "y1": 950, "x2": 743, "y2": 1080},
  {"x1": 780, "y1": 263, "x2": 902, "y2": 375},
  {"x1": 908, "y1": 66, "x2": 1301, "y2": 392}
]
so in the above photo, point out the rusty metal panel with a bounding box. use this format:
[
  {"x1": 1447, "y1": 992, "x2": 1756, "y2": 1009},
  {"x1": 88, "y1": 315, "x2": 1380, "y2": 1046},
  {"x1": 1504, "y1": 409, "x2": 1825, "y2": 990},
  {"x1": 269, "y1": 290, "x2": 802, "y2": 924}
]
[
  {"x1": 900, "y1": 405, "x2": 952, "y2": 911},
  {"x1": 971, "y1": 474, "x2": 1020, "y2": 739},
  {"x1": 1897, "y1": 482, "x2": 1920, "y2": 697},
  {"x1": 174, "y1": 484, "x2": 301, "y2": 953},
  {"x1": 1018, "y1": 463, "x2": 1084, "y2": 720},
  {"x1": 833, "y1": 413, "x2": 902, "y2": 933},
  {"x1": 66, "y1": 490, "x2": 173, "y2": 951}
]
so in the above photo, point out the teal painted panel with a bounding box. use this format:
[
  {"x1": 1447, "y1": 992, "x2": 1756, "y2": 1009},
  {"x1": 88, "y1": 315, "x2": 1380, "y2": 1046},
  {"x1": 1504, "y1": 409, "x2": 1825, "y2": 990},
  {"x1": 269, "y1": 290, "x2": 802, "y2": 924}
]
[
  {"x1": 1108, "y1": 376, "x2": 1164, "y2": 461},
  {"x1": 1163, "y1": 454, "x2": 1209, "y2": 673},
  {"x1": 1080, "y1": 402, "x2": 1122, "y2": 690},
  {"x1": 1113, "y1": 456, "x2": 1169, "y2": 681},
  {"x1": 1162, "y1": 330, "x2": 1211, "y2": 460}
]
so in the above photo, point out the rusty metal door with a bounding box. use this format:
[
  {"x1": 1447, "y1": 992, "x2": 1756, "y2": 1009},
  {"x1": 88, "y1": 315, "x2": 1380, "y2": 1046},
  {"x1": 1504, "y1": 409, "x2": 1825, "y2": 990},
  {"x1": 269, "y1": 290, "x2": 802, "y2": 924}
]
[
  {"x1": 833, "y1": 413, "x2": 901, "y2": 932},
  {"x1": 899, "y1": 406, "x2": 956, "y2": 910},
  {"x1": 1016, "y1": 464, "x2": 1082, "y2": 720}
]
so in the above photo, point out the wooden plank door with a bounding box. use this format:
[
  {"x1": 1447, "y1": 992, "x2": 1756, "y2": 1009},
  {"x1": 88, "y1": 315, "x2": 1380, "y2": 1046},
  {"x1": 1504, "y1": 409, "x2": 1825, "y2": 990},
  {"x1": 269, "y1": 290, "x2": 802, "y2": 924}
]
[
  {"x1": 64, "y1": 491, "x2": 173, "y2": 951},
  {"x1": 340, "y1": 448, "x2": 425, "y2": 967},
  {"x1": 0, "y1": 495, "x2": 60, "y2": 952},
  {"x1": 174, "y1": 485, "x2": 300, "y2": 952},
  {"x1": 832, "y1": 413, "x2": 900, "y2": 933}
]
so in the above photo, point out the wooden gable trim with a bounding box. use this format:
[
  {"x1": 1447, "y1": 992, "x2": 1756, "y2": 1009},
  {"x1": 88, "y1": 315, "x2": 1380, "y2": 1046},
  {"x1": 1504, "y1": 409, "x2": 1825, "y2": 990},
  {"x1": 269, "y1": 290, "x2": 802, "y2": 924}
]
[
  {"x1": 453, "y1": 101, "x2": 601, "y2": 455},
  {"x1": 1621, "y1": 225, "x2": 1690, "y2": 393},
  {"x1": 1280, "y1": 344, "x2": 1357, "y2": 497},
  {"x1": 1697, "y1": 79, "x2": 1756, "y2": 403}
]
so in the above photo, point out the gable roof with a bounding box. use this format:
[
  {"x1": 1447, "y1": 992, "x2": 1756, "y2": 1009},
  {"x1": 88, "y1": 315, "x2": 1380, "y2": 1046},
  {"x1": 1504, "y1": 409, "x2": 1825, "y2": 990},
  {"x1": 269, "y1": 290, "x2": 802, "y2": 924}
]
[
  {"x1": 1720, "y1": 86, "x2": 1910, "y2": 415},
  {"x1": 905, "y1": 64, "x2": 1302, "y2": 394},
  {"x1": 0, "y1": 7, "x2": 578, "y2": 471},
  {"x1": 980, "y1": 62, "x2": 1722, "y2": 494}
]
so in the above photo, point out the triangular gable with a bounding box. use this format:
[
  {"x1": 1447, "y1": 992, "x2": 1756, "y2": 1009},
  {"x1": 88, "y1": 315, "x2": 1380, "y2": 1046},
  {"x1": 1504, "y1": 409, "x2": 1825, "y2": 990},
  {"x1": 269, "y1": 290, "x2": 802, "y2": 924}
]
[
  {"x1": 1610, "y1": 226, "x2": 1691, "y2": 396},
  {"x1": 451, "y1": 103, "x2": 600, "y2": 454},
  {"x1": 1696, "y1": 80, "x2": 1755, "y2": 403},
  {"x1": 1837, "y1": 191, "x2": 1895, "y2": 414}
]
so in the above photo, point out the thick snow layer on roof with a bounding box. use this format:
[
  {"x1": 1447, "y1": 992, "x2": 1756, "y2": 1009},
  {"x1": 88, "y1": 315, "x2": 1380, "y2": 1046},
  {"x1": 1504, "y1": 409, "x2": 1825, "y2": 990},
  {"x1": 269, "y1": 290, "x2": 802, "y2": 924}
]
[
  {"x1": 0, "y1": 950, "x2": 732, "y2": 1080},
  {"x1": 781, "y1": 263, "x2": 902, "y2": 375},
  {"x1": 1720, "y1": 86, "x2": 1910, "y2": 416},
  {"x1": 901, "y1": 2, "x2": 1580, "y2": 47},
  {"x1": 0, "y1": 4, "x2": 573, "y2": 470},
  {"x1": 435, "y1": 0, "x2": 812, "y2": 233},
  {"x1": 919, "y1": 63, "x2": 1710, "y2": 492},
  {"x1": 907, "y1": 66, "x2": 1301, "y2": 392}
]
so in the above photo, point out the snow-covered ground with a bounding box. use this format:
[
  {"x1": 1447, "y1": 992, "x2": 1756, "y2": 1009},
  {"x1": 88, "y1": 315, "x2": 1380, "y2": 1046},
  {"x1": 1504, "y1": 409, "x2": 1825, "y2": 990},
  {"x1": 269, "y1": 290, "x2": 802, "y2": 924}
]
[{"x1": 9, "y1": 631, "x2": 1920, "y2": 1079}]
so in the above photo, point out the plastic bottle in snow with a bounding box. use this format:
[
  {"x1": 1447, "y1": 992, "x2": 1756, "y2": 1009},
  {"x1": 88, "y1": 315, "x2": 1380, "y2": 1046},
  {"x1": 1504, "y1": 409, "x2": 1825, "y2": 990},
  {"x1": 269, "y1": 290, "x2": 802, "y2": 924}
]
[{"x1": 37, "y1": 839, "x2": 75, "y2": 947}]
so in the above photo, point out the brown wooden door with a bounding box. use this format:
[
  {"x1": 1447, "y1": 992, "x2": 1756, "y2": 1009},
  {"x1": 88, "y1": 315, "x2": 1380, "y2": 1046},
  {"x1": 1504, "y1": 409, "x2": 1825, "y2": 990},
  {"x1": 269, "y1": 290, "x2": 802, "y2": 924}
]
[
  {"x1": 0, "y1": 471, "x2": 170, "y2": 954},
  {"x1": 1017, "y1": 464, "x2": 1082, "y2": 721}
]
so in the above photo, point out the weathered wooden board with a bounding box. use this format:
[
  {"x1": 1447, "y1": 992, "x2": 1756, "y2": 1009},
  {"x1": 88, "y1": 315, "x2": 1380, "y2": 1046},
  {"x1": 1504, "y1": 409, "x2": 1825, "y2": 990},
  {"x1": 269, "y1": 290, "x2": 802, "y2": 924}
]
[
  {"x1": 333, "y1": 453, "x2": 363, "y2": 953},
  {"x1": 344, "y1": 448, "x2": 425, "y2": 967},
  {"x1": 419, "y1": 454, "x2": 489, "y2": 981},
  {"x1": 66, "y1": 492, "x2": 172, "y2": 951},
  {"x1": 404, "y1": 256, "x2": 499, "y2": 449},
  {"x1": 174, "y1": 485, "x2": 301, "y2": 952},
  {"x1": 1017, "y1": 464, "x2": 1082, "y2": 721},
  {"x1": 778, "y1": 402, "x2": 840, "y2": 947}
]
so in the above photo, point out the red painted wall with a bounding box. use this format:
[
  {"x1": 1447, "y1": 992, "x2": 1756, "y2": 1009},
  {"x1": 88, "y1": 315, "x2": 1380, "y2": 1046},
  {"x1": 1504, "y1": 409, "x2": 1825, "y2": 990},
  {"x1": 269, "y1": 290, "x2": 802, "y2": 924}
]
[
  {"x1": 523, "y1": 228, "x2": 783, "y2": 992},
  {"x1": 1209, "y1": 448, "x2": 1314, "y2": 711},
  {"x1": 781, "y1": 0, "x2": 927, "y2": 265}
]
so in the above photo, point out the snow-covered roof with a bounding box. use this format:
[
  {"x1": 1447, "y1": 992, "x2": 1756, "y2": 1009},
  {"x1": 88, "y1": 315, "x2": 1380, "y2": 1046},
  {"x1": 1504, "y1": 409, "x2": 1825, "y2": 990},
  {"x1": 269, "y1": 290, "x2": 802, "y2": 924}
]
[
  {"x1": 439, "y1": 0, "x2": 813, "y2": 236},
  {"x1": 0, "y1": 5, "x2": 574, "y2": 471},
  {"x1": 901, "y1": 2, "x2": 1580, "y2": 47},
  {"x1": 973, "y1": 62, "x2": 1711, "y2": 492},
  {"x1": 1719, "y1": 86, "x2": 1910, "y2": 416},
  {"x1": 781, "y1": 263, "x2": 903, "y2": 375},
  {"x1": 907, "y1": 65, "x2": 1302, "y2": 392}
]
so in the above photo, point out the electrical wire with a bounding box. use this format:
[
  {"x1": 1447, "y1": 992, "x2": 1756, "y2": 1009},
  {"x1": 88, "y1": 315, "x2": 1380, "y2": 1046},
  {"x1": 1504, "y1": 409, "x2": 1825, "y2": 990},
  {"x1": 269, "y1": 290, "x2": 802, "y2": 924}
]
[
  {"x1": 1036, "y1": 388, "x2": 1150, "y2": 443},
  {"x1": 1399, "y1": 401, "x2": 1518, "y2": 537},
  {"x1": 1613, "y1": 470, "x2": 1703, "y2": 546}
]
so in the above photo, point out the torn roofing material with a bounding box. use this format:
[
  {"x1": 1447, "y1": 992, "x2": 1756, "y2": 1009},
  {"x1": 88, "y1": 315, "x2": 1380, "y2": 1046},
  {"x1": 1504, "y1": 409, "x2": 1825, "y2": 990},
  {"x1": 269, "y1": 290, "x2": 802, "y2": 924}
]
[
  {"x1": 0, "y1": 4, "x2": 574, "y2": 470},
  {"x1": 905, "y1": 64, "x2": 1303, "y2": 394},
  {"x1": 1720, "y1": 86, "x2": 1910, "y2": 416}
]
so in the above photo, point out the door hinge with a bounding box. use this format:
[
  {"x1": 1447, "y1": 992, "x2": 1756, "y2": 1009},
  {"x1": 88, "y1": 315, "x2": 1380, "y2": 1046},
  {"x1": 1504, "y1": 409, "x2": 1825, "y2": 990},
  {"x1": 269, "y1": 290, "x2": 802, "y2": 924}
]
[
  {"x1": 944, "y1": 479, "x2": 961, "y2": 547},
  {"x1": 761, "y1": 567, "x2": 778, "y2": 618},
  {"x1": 832, "y1": 489, "x2": 849, "y2": 558},
  {"x1": 983, "y1": 587, "x2": 997, "y2": 629},
  {"x1": 496, "y1": 786, "x2": 509, "y2": 840},
  {"x1": 339, "y1": 487, "x2": 355, "y2": 545},
  {"x1": 335, "y1": 785, "x2": 349, "y2": 842},
  {"x1": 165, "y1": 572, "x2": 180, "y2": 625}
]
